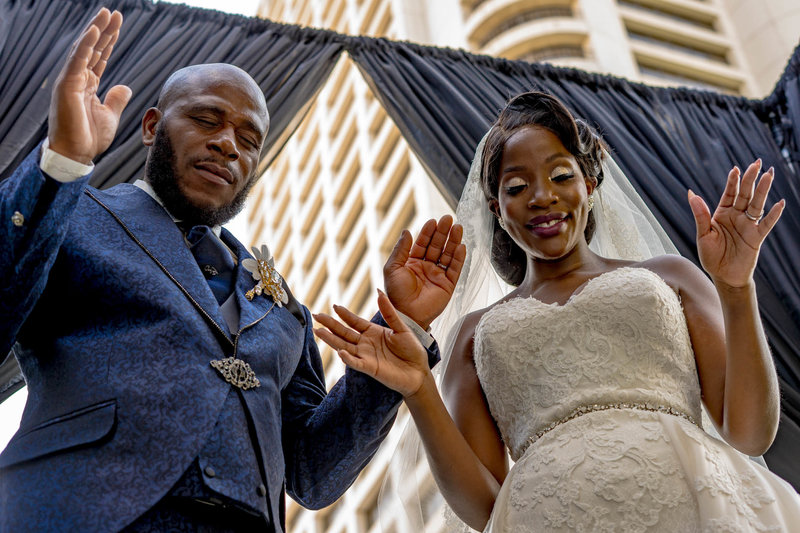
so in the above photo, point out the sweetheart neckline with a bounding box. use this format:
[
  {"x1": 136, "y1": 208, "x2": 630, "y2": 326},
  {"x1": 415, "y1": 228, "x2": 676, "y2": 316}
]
[{"x1": 485, "y1": 266, "x2": 675, "y2": 315}]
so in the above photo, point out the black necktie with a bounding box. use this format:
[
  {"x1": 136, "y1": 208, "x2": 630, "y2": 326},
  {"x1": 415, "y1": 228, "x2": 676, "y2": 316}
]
[{"x1": 184, "y1": 225, "x2": 236, "y2": 305}]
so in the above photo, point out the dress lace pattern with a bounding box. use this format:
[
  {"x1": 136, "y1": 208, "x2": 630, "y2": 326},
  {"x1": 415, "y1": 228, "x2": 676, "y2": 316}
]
[{"x1": 470, "y1": 267, "x2": 800, "y2": 532}]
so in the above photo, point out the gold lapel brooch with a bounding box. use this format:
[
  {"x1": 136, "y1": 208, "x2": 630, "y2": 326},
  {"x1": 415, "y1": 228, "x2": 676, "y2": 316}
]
[{"x1": 242, "y1": 244, "x2": 289, "y2": 306}]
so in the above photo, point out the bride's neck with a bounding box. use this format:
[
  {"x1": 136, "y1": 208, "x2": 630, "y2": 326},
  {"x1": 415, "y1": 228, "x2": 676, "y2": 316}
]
[{"x1": 522, "y1": 241, "x2": 604, "y2": 288}]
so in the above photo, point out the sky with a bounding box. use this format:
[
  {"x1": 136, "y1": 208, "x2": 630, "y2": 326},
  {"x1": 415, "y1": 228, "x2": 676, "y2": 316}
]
[{"x1": 0, "y1": 0, "x2": 265, "y2": 453}]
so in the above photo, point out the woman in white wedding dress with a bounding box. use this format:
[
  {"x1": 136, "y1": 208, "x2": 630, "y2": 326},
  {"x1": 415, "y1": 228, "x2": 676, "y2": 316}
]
[{"x1": 314, "y1": 92, "x2": 800, "y2": 532}]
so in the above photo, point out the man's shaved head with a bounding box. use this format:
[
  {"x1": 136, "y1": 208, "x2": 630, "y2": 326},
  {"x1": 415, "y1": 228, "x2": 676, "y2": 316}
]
[{"x1": 157, "y1": 63, "x2": 269, "y2": 130}]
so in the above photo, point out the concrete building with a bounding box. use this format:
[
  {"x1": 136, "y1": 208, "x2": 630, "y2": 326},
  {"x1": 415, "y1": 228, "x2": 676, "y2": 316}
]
[
  {"x1": 245, "y1": 1, "x2": 798, "y2": 532},
  {"x1": 722, "y1": 0, "x2": 800, "y2": 96}
]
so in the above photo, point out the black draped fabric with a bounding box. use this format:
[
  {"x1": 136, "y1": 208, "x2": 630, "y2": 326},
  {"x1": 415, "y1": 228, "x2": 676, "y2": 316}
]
[
  {"x1": 0, "y1": 0, "x2": 345, "y2": 401},
  {"x1": 760, "y1": 42, "x2": 800, "y2": 490},
  {"x1": 764, "y1": 43, "x2": 800, "y2": 173},
  {"x1": 348, "y1": 37, "x2": 800, "y2": 487},
  {"x1": 0, "y1": 0, "x2": 345, "y2": 185}
]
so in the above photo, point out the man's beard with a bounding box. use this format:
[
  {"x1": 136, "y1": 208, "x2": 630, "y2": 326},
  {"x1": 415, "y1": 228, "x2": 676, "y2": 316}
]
[{"x1": 145, "y1": 124, "x2": 257, "y2": 227}]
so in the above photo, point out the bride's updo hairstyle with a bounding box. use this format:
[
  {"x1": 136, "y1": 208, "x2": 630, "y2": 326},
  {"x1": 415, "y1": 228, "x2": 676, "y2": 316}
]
[{"x1": 480, "y1": 91, "x2": 607, "y2": 286}]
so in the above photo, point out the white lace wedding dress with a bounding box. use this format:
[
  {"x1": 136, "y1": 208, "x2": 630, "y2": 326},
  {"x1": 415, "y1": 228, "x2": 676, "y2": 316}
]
[{"x1": 473, "y1": 267, "x2": 800, "y2": 532}]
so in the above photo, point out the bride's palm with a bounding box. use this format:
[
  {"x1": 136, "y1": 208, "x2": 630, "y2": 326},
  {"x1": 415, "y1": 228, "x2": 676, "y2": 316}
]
[
  {"x1": 383, "y1": 216, "x2": 465, "y2": 330},
  {"x1": 689, "y1": 161, "x2": 785, "y2": 288}
]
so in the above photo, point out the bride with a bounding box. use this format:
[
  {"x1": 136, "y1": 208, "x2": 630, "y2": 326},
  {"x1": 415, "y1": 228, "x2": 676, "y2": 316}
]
[{"x1": 313, "y1": 92, "x2": 800, "y2": 531}]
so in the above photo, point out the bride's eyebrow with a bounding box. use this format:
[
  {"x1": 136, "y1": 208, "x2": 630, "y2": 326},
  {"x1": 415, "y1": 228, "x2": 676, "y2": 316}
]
[
  {"x1": 502, "y1": 153, "x2": 572, "y2": 175},
  {"x1": 501, "y1": 165, "x2": 528, "y2": 175},
  {"x1": 545, "y1": 152, "x2": 572, "y2": 164}
]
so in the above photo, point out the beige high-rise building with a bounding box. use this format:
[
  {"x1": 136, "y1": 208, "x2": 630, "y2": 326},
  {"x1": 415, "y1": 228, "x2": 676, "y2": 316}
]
[{"x1": 244, "y1": 1, "x2": 798, "y2": 532}]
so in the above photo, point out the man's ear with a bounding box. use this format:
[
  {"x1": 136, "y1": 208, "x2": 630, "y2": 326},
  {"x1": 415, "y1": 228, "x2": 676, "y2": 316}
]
[{"x1": 141, "y1": 107, "x2": 162, "y2": 147}]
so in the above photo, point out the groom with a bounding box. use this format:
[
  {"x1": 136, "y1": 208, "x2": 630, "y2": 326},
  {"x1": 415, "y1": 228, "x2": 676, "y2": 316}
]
[{"x1": 0, "y1": 8, "x2": 465, "y2": 532}]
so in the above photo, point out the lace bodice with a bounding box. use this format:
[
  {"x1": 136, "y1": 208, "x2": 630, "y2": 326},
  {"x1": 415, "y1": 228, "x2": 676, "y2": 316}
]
[{"x1": 474, "y1": 267, "x2": 703, "y2": 461}]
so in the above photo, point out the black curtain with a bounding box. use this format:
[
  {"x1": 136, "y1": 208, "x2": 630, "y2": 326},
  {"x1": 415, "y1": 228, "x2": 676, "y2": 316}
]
[
  {"x1": 0, "y1": 0, "x2": 346, "y2": 401},
  {"x1": 764, "y1": 42, "x2": 800, "y2": 174},
  {"x1": 760, "y1": 42, "x2": 800, "y2": 489},
  {"x1": 347, "y1": 37, "x2": 800, "y2": 487},
  {"x1": 0, "y1": 0, "x2": 345, "y2": 185}
]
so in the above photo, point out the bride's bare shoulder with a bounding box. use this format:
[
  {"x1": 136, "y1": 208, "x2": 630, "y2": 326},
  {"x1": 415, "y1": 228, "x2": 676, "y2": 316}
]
[{"x1": 637, "y1": 254, "x2": 707, "y2": 288}]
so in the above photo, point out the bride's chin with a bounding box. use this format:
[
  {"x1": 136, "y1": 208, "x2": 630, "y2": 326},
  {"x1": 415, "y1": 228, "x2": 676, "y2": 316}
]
[{"x1": 526, "y1": 241, "x2": 573, "y2": 261}]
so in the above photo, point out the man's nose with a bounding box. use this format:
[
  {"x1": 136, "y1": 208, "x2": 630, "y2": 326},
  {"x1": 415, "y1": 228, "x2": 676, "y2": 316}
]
[{"x1": 207, "y1": 127, "x2": 240, "y2": 160}]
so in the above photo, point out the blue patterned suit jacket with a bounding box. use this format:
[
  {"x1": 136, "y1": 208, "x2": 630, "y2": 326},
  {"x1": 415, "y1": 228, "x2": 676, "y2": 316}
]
[{"x1": 0, "y1": 147, "x2": 435, "y2": 532}]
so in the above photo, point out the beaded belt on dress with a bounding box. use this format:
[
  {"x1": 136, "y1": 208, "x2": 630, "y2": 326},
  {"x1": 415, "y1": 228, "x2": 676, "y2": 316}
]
[{"x1": 525, "y1": 402, "x2": 699, "y2": 450}]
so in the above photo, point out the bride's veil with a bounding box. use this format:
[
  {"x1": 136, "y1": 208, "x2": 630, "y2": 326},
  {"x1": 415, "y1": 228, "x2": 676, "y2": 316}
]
[
  {"x1": 378, "y1": 127, "x2": 763, "y2": 532},
  {"x1": 378, "y1": 132, "x2": 503, "y2": 533}
]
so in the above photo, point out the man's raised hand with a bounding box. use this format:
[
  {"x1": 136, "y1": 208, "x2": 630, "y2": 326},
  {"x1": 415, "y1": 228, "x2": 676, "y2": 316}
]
[{"x1": 48, "y1": 8, "x2": 132, "y2": 164}]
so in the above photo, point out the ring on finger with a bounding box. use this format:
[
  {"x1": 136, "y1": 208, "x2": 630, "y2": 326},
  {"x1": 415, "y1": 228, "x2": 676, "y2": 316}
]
[
  {"x1": 744, "y1": 208, "x2": 764, "y2": 222},
  {"x1": 436, "y1": 262, "x2": 448, "y2": 270}
]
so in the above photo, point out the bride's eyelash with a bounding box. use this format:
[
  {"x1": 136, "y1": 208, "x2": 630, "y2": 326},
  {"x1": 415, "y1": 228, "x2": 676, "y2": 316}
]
[
  {"x1": 505, "y1": 185, "x2": 526, "y2": 195},
  {"x1": 551, "y1": 173, "x2": 574, "y2": 182}
]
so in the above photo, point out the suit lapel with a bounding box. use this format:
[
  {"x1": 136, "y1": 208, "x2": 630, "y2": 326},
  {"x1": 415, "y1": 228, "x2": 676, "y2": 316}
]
[
  {"x1": 87, "y1": 185, "x2": 233, "y2": 343},
  {"x1": 221, "y1": 228, "x2": 278, "y2": 333}
]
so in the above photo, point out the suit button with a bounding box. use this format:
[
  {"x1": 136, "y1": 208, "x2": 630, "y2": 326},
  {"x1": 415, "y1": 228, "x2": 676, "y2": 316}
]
[
  {"x1": 204, "y1": 466, "x2": 216, "y2": 478},
  {"x1": 257, "y1": 484, "x2": 267, "y2": 497},
  {"x1": 11, "y1": 211, "x2": 24, "y2": 227}
]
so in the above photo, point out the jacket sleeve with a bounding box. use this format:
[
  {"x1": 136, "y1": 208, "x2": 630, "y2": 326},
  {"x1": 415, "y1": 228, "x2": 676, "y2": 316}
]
[
  {"x1": 281, "y1": 307, "x2": 440, "y2": 509},
  {"x1": 0, "y1": 144, "x2": 90, "y2": 359}
]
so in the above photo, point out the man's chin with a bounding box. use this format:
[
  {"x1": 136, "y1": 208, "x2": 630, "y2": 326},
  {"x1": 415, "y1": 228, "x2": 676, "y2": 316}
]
[
  {"x1": 182, "y1": 196, "x2": 249, "y2": 227},
  {"x1": 183, "y1": 197, "x2": 228, "y2": 216},
  {"x1": 171, "y1": 188, "x2": 238, "y2": 226},
  {"x1": 179, "y1": 204, "x2": 237, "y2": 227}
]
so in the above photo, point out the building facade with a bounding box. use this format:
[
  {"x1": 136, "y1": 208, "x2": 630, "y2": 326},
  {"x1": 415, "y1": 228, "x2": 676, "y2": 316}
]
[{"x1": 246, "y1": 1, "x2": 798, "y2": 532}]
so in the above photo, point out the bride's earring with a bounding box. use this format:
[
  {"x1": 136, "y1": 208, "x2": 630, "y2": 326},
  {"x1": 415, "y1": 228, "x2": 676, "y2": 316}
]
[
  {"x1": 587, "y1": 195, "x2": 595, "y2": 211},
  {"x1": 497, "y1": 216, "x2": 507, "y2": 230}
]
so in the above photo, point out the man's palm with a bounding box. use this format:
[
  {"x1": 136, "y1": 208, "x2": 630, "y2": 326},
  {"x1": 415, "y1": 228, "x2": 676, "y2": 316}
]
[{"x1": 48, "y1": 8, "x2": 131, "y2": 164}]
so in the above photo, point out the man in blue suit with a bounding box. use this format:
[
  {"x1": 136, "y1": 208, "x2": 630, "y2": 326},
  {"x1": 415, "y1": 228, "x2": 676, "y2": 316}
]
[{"x1": 0, "y1": 8, "x2": 466, "y2": 531}]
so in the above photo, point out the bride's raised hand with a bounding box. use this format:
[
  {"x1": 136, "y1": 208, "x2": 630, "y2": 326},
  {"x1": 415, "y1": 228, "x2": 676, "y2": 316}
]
[
  {"x1": 383, "y1": 215, "x2": 466, "y2": 331},
  {"x1": 313, "y1": 290, "x2": 431, "y2": 398},
  {"x1": 688, "y1": 160, "x2": 785, "y2": 288}
]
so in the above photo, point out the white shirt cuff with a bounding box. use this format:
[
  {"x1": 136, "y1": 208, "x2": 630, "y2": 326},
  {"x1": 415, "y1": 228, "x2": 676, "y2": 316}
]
[
  {"x1": 39, "y1": 138, "x2": 94, "y2": 182},
  {"x1": 395, "y1": 309, "x2": 435, "y2": 350}
]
